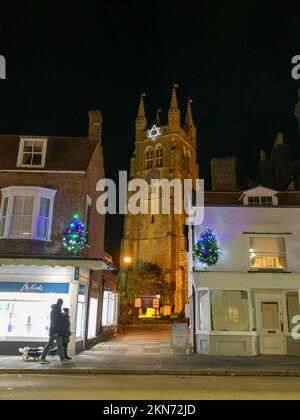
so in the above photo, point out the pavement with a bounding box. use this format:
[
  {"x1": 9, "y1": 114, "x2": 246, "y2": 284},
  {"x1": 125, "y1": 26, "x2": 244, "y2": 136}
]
[{"x1": 1, "y1": 328, "x2": 300, "y2": 377}]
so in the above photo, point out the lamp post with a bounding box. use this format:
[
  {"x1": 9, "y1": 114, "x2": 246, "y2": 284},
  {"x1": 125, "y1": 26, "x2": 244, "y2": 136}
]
[{"x1": 122, "y1": 256, "x2": 132, "y2": 333}]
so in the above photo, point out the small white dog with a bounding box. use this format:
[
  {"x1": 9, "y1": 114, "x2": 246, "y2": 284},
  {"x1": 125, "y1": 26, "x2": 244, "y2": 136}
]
[{"x1": 19, "y1": 346, "x2": 44, "y2": 362}]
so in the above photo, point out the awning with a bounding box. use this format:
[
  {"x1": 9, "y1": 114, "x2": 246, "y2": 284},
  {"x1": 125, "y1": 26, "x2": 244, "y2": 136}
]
[{"x1": 0, "y1": 255, "x2": 115, "y2": 271}]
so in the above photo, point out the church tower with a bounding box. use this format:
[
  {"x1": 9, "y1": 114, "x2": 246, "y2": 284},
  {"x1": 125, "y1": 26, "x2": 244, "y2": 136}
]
[{"x1": 121, "y1": 86, "x2": 199, "y2": 316}]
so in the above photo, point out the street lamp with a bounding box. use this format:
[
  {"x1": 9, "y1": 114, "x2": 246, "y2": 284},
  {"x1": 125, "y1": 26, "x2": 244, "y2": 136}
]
[{"x1": 122, "y1": 256, "x2": 132, "y2": 333}]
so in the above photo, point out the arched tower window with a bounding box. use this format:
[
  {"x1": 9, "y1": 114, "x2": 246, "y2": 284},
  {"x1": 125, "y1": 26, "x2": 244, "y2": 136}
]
[
  {"x1": 145, "y1": 147, "x2": 154, "y2": 169},
  {"x1": 155, "y1": 145, "x2": 164, "y2": 167}
]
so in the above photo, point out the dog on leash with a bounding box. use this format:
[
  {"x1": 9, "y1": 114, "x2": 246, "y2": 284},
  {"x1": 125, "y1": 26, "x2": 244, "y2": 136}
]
[{"x1": 19, "y1": 346, "x2": 44, "y2": 361}]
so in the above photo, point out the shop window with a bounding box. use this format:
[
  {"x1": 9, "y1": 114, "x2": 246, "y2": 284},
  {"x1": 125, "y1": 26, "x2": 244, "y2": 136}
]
[
  {"x1": 199, "y1": 290, "x2": 210, "y2": 331},
  {"x1": 17, "y1": 138, "x2": 48, "y2": 168},
  {"x1": 249, "y1": 237, "x2": 287, "y2": 270},
  {"x1": 0, "y1": 186, "x2": 56, "y2": 240},
  {"x1": 76, "y1": 285, "x2": 86, "y2": 339},
  {"x1": 287, "y1": 292, "x2": 300, "y2": 333},
  {"x1": 0, "y1": 291, "x2": 69, "y2": 339},
  {"x1": 102, "y1": 291, "x2": 118, "y2": 326},
  {"x1": 211, "y1": 290, "x2": 250, "y2": 332},
  {"x1": 87, "y1": 297, "x2": 98, "y2": 338}
]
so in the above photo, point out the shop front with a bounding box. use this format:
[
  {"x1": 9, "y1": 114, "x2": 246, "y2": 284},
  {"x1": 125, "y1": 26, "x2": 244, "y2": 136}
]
[
  {"x1": 0, "y1": 257, "x2": 111, "y2": 355},
  {"x1": 192, "y1": 272, "x2": 300, "y2": 356}
]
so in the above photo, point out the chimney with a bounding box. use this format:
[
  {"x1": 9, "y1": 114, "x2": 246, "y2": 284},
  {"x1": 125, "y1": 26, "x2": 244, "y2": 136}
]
[
  {"x1": 88, "y1": 111, "x2": 103, "y2": 142},
  {"x1": 211, "y1": 157, "x2": 237, "y2": 191}
]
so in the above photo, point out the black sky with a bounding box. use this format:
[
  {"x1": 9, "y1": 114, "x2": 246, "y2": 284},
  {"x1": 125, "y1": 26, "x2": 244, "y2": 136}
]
[{"x1": 0, "y1": 1, "x2": 300, "y2": 262}]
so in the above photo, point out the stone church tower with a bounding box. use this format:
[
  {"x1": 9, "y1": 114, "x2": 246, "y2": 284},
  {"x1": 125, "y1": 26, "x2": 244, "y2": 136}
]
[{"x1": 121, "y1": 86, "x2": 199, "y2": 314}]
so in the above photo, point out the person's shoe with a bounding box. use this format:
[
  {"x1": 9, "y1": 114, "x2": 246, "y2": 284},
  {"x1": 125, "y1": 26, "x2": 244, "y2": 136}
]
[
  {"x1": 39, "y1": 359, "x2": 50, "y2": 365},
  {"x1": 66, "y1": 356, "x2": 72, "y2": 360},
  {"x1": 61, "y1": 358, "x2": 72, "y2": 364}
]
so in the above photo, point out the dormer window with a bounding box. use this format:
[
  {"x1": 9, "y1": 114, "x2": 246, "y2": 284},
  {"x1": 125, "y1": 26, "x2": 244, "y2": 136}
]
[
  {"x1": 248, "y1": 196, "x2": 273, "y2": 206},
  {"x1": 239, "y1": 186, "x2": 279, "y2": 206},
  {"x1": 17, "y1": 138, "x2": 48, "y2": 168}
]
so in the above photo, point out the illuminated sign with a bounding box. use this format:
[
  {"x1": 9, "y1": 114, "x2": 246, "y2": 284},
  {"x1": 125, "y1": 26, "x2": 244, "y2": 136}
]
[{"x1": 148, "y1": 125, "x2": 161, "y2": 141}]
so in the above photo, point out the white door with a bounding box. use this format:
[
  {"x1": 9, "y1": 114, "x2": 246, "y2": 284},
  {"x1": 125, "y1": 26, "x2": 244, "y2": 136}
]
[{"x1": 259, "y1": 298, "x2": 285, "y2": 355}]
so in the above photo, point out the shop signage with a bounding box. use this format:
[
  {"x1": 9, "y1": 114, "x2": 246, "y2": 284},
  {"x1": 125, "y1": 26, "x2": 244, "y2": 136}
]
[
  {"x1": 0, "y1": 282, "x2": 69, "y2": 294},
  {"x1": 134, "y1": 295, "x2": 160, "y2": 309}
]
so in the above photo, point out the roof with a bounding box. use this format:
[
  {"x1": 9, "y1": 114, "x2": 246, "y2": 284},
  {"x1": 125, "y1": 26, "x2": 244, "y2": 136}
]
[{"x1": 0, "y1": 135, "x2": 98, "y2": 171}]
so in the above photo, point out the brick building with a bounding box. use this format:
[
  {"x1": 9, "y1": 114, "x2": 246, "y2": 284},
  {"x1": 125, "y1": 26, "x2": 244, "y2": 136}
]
[{"x1": 0, "y1": 111, "x2": 118, "y2": 355}]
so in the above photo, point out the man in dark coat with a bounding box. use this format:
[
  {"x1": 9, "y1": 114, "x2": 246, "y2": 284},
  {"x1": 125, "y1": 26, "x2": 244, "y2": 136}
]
[
  {"x1": 40, "y1": 298, "x2": 68, "y2": 364},
  {"x1": 61, "y1": 308, "x2": 72, "y2": 359}
]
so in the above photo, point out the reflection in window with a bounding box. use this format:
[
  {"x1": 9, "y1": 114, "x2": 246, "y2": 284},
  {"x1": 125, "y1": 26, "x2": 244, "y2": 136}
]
[
  {"x1": 249, "y1": 237, "x2": 286, "y2": 270},
  {"x1": 211, "y1": 290, "x2": 249, "y2": 332}
]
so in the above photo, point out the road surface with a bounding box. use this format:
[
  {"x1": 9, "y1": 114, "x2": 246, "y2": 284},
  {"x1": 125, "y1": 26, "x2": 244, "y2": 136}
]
[{"x1": 0, "y1": 374, "x2": 300, "y2": 400}]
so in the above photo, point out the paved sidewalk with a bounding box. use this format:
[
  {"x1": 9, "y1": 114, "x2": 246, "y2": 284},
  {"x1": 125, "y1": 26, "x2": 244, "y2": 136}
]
[{"x1": 0, "y1": 329, "x2": 300, "y2": 377}]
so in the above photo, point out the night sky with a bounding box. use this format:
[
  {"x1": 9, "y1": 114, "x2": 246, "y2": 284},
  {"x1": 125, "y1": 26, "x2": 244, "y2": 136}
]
[{"x1": 0, "y1": 1, "x2": 300, "y2": 262}]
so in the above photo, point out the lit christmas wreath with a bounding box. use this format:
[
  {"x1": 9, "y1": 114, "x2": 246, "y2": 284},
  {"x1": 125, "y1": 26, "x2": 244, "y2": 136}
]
[
  {"x1": 193, "y1": 228, "x2": 220, "y2": 266},
  {"x1": 63, "y1": 214, "x2": 87, "y2": 253}
]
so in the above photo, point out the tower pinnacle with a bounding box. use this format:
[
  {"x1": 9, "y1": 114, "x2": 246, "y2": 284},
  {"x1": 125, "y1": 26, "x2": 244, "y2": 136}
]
[{"x1": 168, "y1": 84, "x2": 180, "y2": 131}]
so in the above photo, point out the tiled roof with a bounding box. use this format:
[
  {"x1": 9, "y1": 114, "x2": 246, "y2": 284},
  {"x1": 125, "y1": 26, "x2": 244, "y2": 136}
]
[{"x1": 0, "y1": 135, "x2": 98, "y2": 171}]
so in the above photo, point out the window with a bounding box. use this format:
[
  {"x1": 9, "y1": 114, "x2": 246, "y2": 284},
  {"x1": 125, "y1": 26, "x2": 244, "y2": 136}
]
[
  {"x1": 145, "y1": 147, "x2": 154, "y2": 169},
  {"x1": 17, "y1": 138, "x2": 48, "y2": 168},
  {"x1": 248, "y1": 196, "x2": 273, "y2": 206},
  {"x1": 87, "y1": 297, "x2": 98, "y2": 338},
  {"x1": 286, "y1": 292, "x2": 300, "y2": 333},
  {"x1": 155, "y1": 146, "x2": 163, "y2": 167},
  {"x1": 199, "y1": 290, "x2": 210, "y2": 331},
  {"x1": 102, "y1": 291, "x2": 118, "y2": 326},
  {"x1": 249, "y1": 237, "x2": 287, "y2": 270},
  {"x1": 76, "y1": 285, "x2": 86, "y2": 339},
  {"x1": 37, "y1": 198, "x2": 50, "y2": 239},
  {"x1": 0, "y1": 187, "x2": 56, "y2": 240},
  {"x1": 211, "y1": 290, "x2": 250, "y2": 332},
  {"x1": 10, "y1": 196, "x2": 34, "y2": 237}
]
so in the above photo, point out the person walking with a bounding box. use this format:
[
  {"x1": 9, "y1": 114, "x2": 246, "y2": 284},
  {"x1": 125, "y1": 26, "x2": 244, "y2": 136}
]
[
  {"x1": 40, "y1": 298, "x2": 69, "y2": 364},
  {"x1": 61, "y1": 308, "x2": 72, "y2": 360}
]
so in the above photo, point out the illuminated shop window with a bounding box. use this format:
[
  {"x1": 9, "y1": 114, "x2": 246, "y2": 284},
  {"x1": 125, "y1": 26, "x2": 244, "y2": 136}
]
[
  {"x1": 102, "y1": 291, "x2": 118, "y2": 326},
  {"x1": 211, "y1": 290, "x2": 250, "y2": 332}
]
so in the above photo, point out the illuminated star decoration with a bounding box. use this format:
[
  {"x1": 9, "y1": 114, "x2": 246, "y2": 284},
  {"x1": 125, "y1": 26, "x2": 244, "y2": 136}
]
[{"x1": 148, "y1": 125, "x2": 161, "y2": 141}]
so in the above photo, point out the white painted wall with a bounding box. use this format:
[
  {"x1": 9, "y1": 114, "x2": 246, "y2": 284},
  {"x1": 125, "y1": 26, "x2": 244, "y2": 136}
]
[{"x1": 192, "y1": 206, "x2": 300, "y2": 273}]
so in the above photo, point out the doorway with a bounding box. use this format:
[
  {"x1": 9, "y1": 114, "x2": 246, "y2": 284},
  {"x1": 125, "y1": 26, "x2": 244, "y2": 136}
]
[{"x1": 258, "y1": 295, "x2": 286, "y2": 355}]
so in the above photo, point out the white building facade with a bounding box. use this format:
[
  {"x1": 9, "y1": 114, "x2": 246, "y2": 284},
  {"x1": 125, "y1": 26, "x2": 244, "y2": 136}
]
[{"x1": 188, "y1": 187, "x2": 300, "y2": 356}]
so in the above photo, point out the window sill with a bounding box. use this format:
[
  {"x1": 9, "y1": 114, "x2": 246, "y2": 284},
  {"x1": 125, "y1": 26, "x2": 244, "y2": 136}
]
[{"x1": 0, "y1": 236, "x2": 52, "y2": 242}]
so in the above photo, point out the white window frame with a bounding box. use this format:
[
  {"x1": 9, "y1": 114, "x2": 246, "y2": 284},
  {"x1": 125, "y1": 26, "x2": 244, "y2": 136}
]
[
  {"x1": 17, "y1": 138, "x2": 48, "y2": 168},
  {"x1": 248, "y1": 196, "x2": 274, "y2": 206},
  {"x1": 249, "y1": 236, "x2": 288, "y2": 271},
  {"x1": 0, "y1": 186, "x2": 56, "y2": 241}
]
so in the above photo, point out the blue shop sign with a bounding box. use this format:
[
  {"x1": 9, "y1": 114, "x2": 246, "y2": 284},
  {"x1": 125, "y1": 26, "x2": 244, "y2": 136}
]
[{"x1": 0, "y1": 282, "x2": 69, "y2": 294}]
